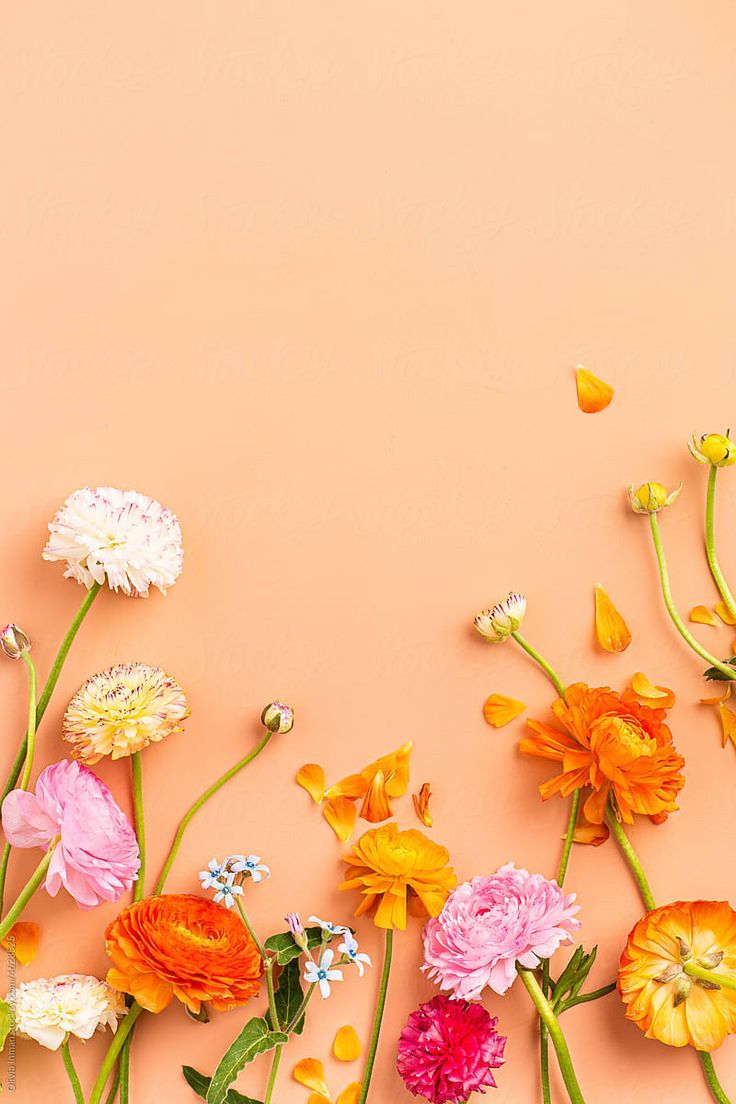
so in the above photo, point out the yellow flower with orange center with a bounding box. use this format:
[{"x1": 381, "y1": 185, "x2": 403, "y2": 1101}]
[
  {"x1": 619, "y1": 901, "x2": 736, "y2": 1051},
  {"x1": 340, "y1": 823, "x2": 455, "y2": 930},
  {"x1": 521, "y1": 683, "x2": 684, "y2": 827}
]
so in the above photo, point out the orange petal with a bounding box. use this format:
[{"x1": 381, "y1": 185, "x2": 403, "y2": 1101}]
[
  {"x1": 689, "y1": 605, "x2": 720, "y2": 627},
  {"x1": 1, "y1": 921, "x2": 40, "y2": 966},
  {"x1": 412, "y1": 782, "x2": 433, "y2": 827},
  {"x1": 576, "y1": 365, "x2": 613, "y2": 413},
  {"x1": 336, "y1": 1085, "x2": 362, "y2": 1104},
  {"x1": 700, "y1": 684, "x2": 732, "y2": 705},
  {"x1": 361, "y1": 741, "x2": 413, "y2": 799},
  {"x1": 334, "y1": 1025, "x2": 361, "y2": 1062},
  {"x1": 716, "y1": 601, "x2": 736, "y2": 626},
  {"x1": 324, "y1": 797, "x2": 358, "y2": 841},
  {"x1": 359, "y1": 771, "x2": 392, "y2": 823},
  {"x1": 594, "y1": 585, "x2": 631, "y2": 653},
  {"x1": 296, "y1": 763, "x2": 326, "y2": 805},
  {"x1": 294, "y1": 1058, "x2": 330, "y2": 1096},
  {"x1": 308, "y1": 1096, "x2": 331, "y2": 1104},
  {"x1": 631, "y1": 672, "x2": 668, "y2": 699},
  {"x1": 482, "y1": 693, "x2": 526, "y2": 727},
  {"x1": 325, "y1": 773, "x2": 368, "y2": 801},
  {"x1": 718, "y1": 703, "x2": 736, "y2": 749},
  {"x1": 572, "y1": 822, "x2": 609, "y2": 846}
]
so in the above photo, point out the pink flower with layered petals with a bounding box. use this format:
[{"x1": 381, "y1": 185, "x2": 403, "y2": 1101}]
[
  {"x1": 2, "y1": 760, "x2": 139, "y2": 908},
  {"x1": 422, "y1": 863, "x2": 580, "y2": 999},
  {"x1": 397, "y1": 995, "x2": 506, "y2": 1103}
]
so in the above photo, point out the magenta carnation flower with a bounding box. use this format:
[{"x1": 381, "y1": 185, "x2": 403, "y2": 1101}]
[
  {"x1": 397, "y1": 995, "x2": 506, "y2": 1103},
  {"x1": 2, "y1": 760, "x2": 139, "y2": 908},
  {"x1": 423, "y1": 862, "x2": 580, "y2": 999}
]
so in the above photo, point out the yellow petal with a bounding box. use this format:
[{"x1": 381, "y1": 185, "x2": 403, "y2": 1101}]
[
  {"x1": 482, "y1": 693, "x2": 526, "y2": 727},
  {"x1": 1, "y1": 921, "x2": 40, "y2": 966},
  {"x1": 324, "y1": 797, "x2": 358, "y2": 841},
  {"x1": 294, "y1": 1059, "x2": 329, "y2": 1096},
  {"x1": 715, "y1": 601, "x2": 736, "y2": 626},
  {"x1": 296, "y1": 763, "x2": 326, "y2": 804},
  {"x1": 631, "y1": 672, "x2": 668, "y2": 699},
  {"x1": 689, "y1": 605, "x2": 720, "y2": 627},
  {"x1": 361, "y1": 741, "x2": 413, "y2": 799},
  {"x1": 307, "y1": 1096, "x2": 331, "y2": 1104},
  {"x1": 700, "y1": 684, "x2": 732, "y2": 705},
  {"x1": 719, "y1": 703, "x2": 736, "y2": 749},
  {"x1": 575, "y1": 365, "x2": 613, "y2": 414},
  {"x1": 572, "y1": 822, "x2": 609, "y2": 846},
  {"x1": 412, "y1": 782, "x2": 433, "y2": 827},
  {"x1": 325, "y1": 774, "x2": 368, "y2": 801},
  {"x1": 594, "y1": 585, "x2": 631, "y2": 653},
  {"x1": 334, "y1": 1025, "x2": 362, "y2": 1062},
  {"x1": 359, "y1": 771, "x2": 393, "y2": 823},
  {"x1": 336, "y1": 1085, "x2": 362, "y2": 1104}
]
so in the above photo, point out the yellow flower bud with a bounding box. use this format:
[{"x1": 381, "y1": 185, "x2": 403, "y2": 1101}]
[
  {"x1": 689, "y1": 433, "x2": 736, "y2": 468},
  {"x1": 627, "y1": 482, "x2": 682, "y2": 515}
]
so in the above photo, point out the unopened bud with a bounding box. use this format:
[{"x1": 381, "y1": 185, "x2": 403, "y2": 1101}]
[
  {"x1": 689, "y1": 433, "x2": 736, "y2": 468},
  {"x1": 627, "y1": 482, "x2": 682, "y2": 515},
  {"x1": 0, "y1": 624, "x2": 30, "y2": 660},
  {"x1": 698, "y1": 951, "x2": 724, "y2": 970},
  {"x1": 261, "y1": 701, "x2": 294, "y2": 734},
  {"x1": 285, "y1": 911, "x2": 309, "y2": 950},
  {"x1": 673, "y1": 975, "x2": 692, "y2": 1006}
]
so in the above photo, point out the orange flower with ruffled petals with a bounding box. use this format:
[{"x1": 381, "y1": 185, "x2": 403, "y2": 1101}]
[
  {"x1": 105, "y1": 894, "x2": 262, "y2": 1014},
  {"x1": 619, "y1": 901, "x2": 736, "y2": 1051},
  {"x1": 521, "y1": 683, "x2": 684, "y2": 826}
]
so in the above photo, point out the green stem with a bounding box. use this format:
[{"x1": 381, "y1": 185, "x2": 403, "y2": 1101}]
[
  {"x1": 103, "y1": 1068, "x2": 121, "y2": 1104},
  {"x1": 706, "y1": 466, "x2": 736, "y2": 621},
  {"x1": 557, "y1": 789, "x2": 580, "y2": 886},
  {"x1": 119, "y1": 1032, "x2": 132, "y2": 1103},
  {"x1": 285, "y1": 982, "x2": 316, "y2": 1033},
  {"x1": 131, "y1": 753, "x2": 146, "y2": 901},
  {"x1": 153, "y1": 729, "x2": 273, "y2": 894},
  {"x1": 263, "y1": 1043, "x2": 283, "y2": 1104},
  {"x1": 0, "y1": 846, "x2": 54, "y2": 937},
  {"x1": 61, "y1": 1040, "x2": 85, "y2": 1104},
  {"x1": 1, "y1": 582, "x2": 101, "y2": 802},
  {"x1": 358, "y1": 928, "x2": 394, "y2": 1104},
  {"x1": 0, "y1": 655, "x2": 39, "y2": 914},
  {"x1": 511, "y1": 631, "x2": 566, "y2": 698},
  {"x1": 698, "y1": 1051, "x2": 733, "y2": 1104},
  {"x1": 518, "y1": 968, "x2": 586, "y2": 1104},
  {"x1": 649, "y1": 514, "x2": 736, "y2": 679},
  {"x1": 605, "y1": 805, "x2": 656, "y2": 911},
  {"x1": 685, "y1": 963, "x2": 736, "y2": 992},
  {"x1": 88, "y1": 1005, "x2": 143, "y2": 1104},
  {"x1": 560, "y1": 982, "x2": 617, "y2": 1011}
]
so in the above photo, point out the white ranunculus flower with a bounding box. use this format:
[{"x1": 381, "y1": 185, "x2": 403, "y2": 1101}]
[{"x1": 12, "y1": 974, "x2": 125, "y2": 1050}]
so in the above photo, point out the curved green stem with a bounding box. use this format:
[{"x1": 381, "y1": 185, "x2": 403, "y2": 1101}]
[
  {"x1": 560, "y1": 982, "x2": 617, "y2": 1011},
  {"x1": 0, "y1": 845, "x2": 54, "y2": 937},
  {"x1": 511, "y1": 631, "x2": 566, "y2": 698},
  {"x1": 649, "y1": 514, "x2": 736, "y2": 679},
  {"x1": 699, "y1": 1051, "x2": 733, "y2": 1104},
  {"x1": 706, "y1": 466, "x2": 736, "y2": 621},
  {"x1": 557, "y1": 789, "x2": 581, "y2": 886},
  {"x1": 61, "y1": 1040, "x2": 85, "y2": 1104},
  {"x1": 358, "y1": 928, "x2": 394, "y2": 1104},
  {"x1": 0, "y1": 655, "x2": 39, "y2": 914},
  {"x1": 263, "y1": 1044, "x2": 283, "y2": 1104},
  {"x1": 2, "y1": 582, "x2": 101, "y2": 802},
  {"x1": 685, "y1": 963, "x2": 736, "y2": 992},
  {"x1": 605, "y1": 806, "x2": 655, "y2": 911},
  {"x1": 88, "y1": 1005, "x2": 143, "y2": 1104},
  {"x1": 263, "y1": 981, "x2": 317, "y2": 1104},
  {"x1": 131, "y1": 753, "x2": 146, "y2": 901},
  {"x1": 518, "y1": 968, "x2": 586, "y2": 1104},
  {"x1": 285, "y1": 982, "x2": 316, "y2": 1033},
  {"x1": 153, "y1": 729, "x2": 273, "y2": 894}
]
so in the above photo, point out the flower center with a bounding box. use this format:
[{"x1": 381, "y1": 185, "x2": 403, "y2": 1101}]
[{"x1": 590, "y1": 713, "x2": 655, "y2": 771}]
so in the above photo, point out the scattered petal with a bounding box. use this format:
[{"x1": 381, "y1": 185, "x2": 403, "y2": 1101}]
[
  {"x1": 334, "y1": 1025, "x2": 361, "y2": 1062},
  {"x1": 336, "y1": 1085, "x2": 362, "y2": 1104},
  {"x1": 576, "y1": 365, "x2": 614, "y2": 413},
  {"x1": 716, "y1": 602, "x2": 736, "y2": 626},
  {"x1": 572, "y1": 822, "x2": 609, "y2": 847},
  {"x1": 359, "y1": 771, "x2": 392, "y2": 823},
  {"x1": 307, "y1": 1095, "x2": 331, "y2": 1104},
  {"x1": 482, "y1": 693, "x2": 526, "y2": 728},
  {"x1": 294, "y1": 1058, "x2": 330, "y2": 1096},
  {"x1": 594, "y1": 585, "x2": 631, "y2": 653},
  {"x1": 325, "y1": 773, "x2": 368, "y2": 801},
  {"x1": 297, "y1": 764, "x2": 326, "y2": 805},
  {"x1": 700, "y1": 684, "x2": 732, "y2": 705},
  {"x1": 361, "y1": 742, "x2": 412, "y2": 799},
  {"x1": 1, "y1": 921, "x2": 40, "y2": 966},
  {"x1": 690, "y1": 605, "x2": 720, "y2": 627},
  {"x1": 324, "y1": 797, "x2": 358, "y2": 842},
  {"x1": 631, "y1": 672, "x2": 668, "y2": 700},
  {"x1": 719, "y1": 703, "x2": 736, "y2": 749},
  {"x1": 413, "y1": 783, "x2": 433, "y2": 828}
]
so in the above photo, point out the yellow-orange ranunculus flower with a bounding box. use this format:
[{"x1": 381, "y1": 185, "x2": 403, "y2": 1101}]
[
  {"x1": 326, "y1": 742, "x2": 412, "y2": 823},
  {"x1": 105, "y1": 894, "x2": 262, "y2": 1014},
  {"x1": 619, "y1": 901, "x2": 736, "y2": 1051},
  {"x1": 521, "y1": 683, "x2": 684, "y2": 826},
  {"x1": 340, "y1": 823, "x2": 455, "y2": 930}
]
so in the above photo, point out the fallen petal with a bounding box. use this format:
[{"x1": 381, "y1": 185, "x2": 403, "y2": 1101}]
[
  {"x1": 325, "y1": 773, "x2": 368, "y2": 801},
  {"x1": 716, "y1": 601, "x2": 736, "y2": 626},
  {"x1": 296, "y1": 763, "x2": 326, "y2": 805},
  {"x1": 482, "y1": 693, "x2": 526, "y2": 727},
  {"x1": 0, "y1": 921, "x2": 40, "y2": 966},
  {"x1": 334, "y1": 1025, "x2": 362, "y2": 1062},
  {"x1": 719, "y1": 703, "x2": 736, "y2": 749},
  {"x1": 700, "y1": 684, "x2": 732, "y2": 705},
  {"x1": 576, "y1": 365, "x2": 614, "y2": 413},
  {"x1": 412, "y1": 782, "x2": 433, "y2": 827},
  {"x1": 690, "y1": 605, "x2": 720, "y2": 627},
  {"x1": 572, "y1": 822, "x2": 609, "y2": 846},
  {"x1": 336, "y1": 1085, "x2": 362, "y2": 1104},
  {"x1": 631, "y1": 672, "x2": 668, "y2": 699},
  {"x1": 324, "y1": 797, "x2": 358, "y2": 842},
  {"x1": 359, "y1": 771, "x2": 393, "y2": 823},
  {"x1": 594, "y1": 585, "x2": 631, "y2": 653},
  {"x1": 294, "y1": 1058, "x2": 330, "y2": 1096}
]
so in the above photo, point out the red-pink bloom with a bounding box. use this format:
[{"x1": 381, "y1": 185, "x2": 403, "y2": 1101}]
[
  {"x1": 2, "y1": 760, "x2": 139, "y2": 908},
  {"x1": 397, "y1": 995, "x2": 506, "y2": 1103},
  {"x1": 423, "y1": 863, "x2": 580, "y2": 999}
]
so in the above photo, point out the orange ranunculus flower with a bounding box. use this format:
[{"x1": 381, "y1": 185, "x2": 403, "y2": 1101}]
[
  {"x1": 520, "y1": 683, "x2": 684, "y2": 827},
  {"x1": 105, "y1": 894, "x2": 262, "y2": 1014},
  {"x1": 619, "y1": 901, "x2": 736, "y2": 1051},
  {"x1": 340, "y1": 822, "x2": 455, "y2": 930}
]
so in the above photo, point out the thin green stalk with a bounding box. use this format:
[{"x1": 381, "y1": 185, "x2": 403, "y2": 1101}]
[
  {"x1": 358, "y1": 928, "x2": 394, "y2": 1104},
  {"x1": 699, "y1": 1052, "x2": 733, "y2": 1104},
  {"x1": 285, "y1": 982, "x2": 316, "y2": 1032},
  {"x1": 605, "y1": 806, "x2": 655, "y2": 912},
  {"x1": 0, "y1": 654, "x2": 39, "y2": 914},
  {"x1": 0, "y1": 846, "x2": 54, "y2": 937},
  {"x1": 2, "y1": 583, "x2": 101, "y2": 801},
  {"x1": 61, "y1": 1040, "x2": 85, "y2": 1104},
  {"x1": 153, "y1": 729, "x2": 273, "y2": 894},
  {"x1": 511, "y1": 631, "x2": 566, "y2": 698},
  {"x1": 131, "y1": 753, "x2": 146, "y2": 901},
  {"x1": 706, "y1": 466, "x2": 736, "y2": 621},
  {"x1": 559, "y1": 982, "x2": 617, "y2": 1011},
  {"x1": 119, "y1": 1033, "x2": 132, "y2": 1103},
  {"x1": 518, "y1": 968, "x2": 586, "y2": 1104},
  {"x1": 684, "y1": 963, "x2": 736, "y2": 992},
  {"x1": 557, "y1": 789, "x2": 580, "y2": 887},
  {"x1": 88, "y1": 1005, "x2": 143, "y2": 1104},
  {"x1": 103, "y1": 1068, "x2": 121, "y2": 1104},
  {"x1": 263, "y1": 1043, "x2": 283, "y2": 1104},
  {"x1": 649, "y1": 514, "x2": 736, "y2": 679}
]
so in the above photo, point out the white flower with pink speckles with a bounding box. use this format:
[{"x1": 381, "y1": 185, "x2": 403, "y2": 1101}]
[{"x1": 12, "y1": 974, "x2": 125, "y2": 1050}]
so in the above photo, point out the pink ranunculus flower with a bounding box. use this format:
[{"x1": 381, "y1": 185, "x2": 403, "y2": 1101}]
[
  {"x1": 397, "y1": 995, "x2": 506, "y2": 1103},
  {"x1": 423, "y1": 862, "x2": 580, "y2": 999},
  {"x1": 2, "y1": 760, "x2": 139, "y2": 909}
]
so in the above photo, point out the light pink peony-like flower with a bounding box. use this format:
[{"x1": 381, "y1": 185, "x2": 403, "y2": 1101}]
[
  {"x1": 397, "y1": 995, "x2": 506, "y2": 1103},
  {"x1": 2, "y1": 760, "x2": 139, "y2": 908},
  {"x1": 423, "y1": 862, "x2": 580, "y2": 999}
]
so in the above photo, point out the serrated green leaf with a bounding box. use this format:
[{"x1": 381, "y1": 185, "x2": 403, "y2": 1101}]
[
  {"x1": 205, "y1": 1018, "x2": 287, "y2": 1104},
  {"x1": 266, "y1": 959, "x2": 306, "y2": 1035},
  {"x1": 0, "y1": 999, "x2": 11, "y2": 1052}
]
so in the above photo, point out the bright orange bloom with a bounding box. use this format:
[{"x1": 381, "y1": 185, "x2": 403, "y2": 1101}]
[
  {"x1": 105, "y1": 894, "x2": 262, "y2": 1014},
  {"x1": 521, "y1": 683, "x2": 684, "y2": 826},
  {"x1": 619, "y1": 901, "x2": 736, "y2": 1051},
  {"x1": 340, "y1": 823, "x2": 455, "y2": 930}
]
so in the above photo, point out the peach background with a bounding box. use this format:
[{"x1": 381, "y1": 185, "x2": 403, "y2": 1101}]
[{"x1": 2, "y1": 1, "x2": 736, "y2": 1101}]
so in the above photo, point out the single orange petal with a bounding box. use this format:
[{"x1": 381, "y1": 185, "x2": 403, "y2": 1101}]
[
  {"x1": 308, "y1": 1096, "x2": 331, "y2": 1104},
  {"x1": 325, "y1": 773, "x2": 368, "y2": 801},
  {"x1": 718, "y1": 703, "x2": 736, "y2": 749},
  {"x1": 334, "y1": 1025, "x2": 361, "y2": 1062},
  {"x1": 336, "y1": 1085, "x2": 362, "y2": 1104},
  {"x1": 575, "y1": 365, "x2": 613, "y2": 413},
  {"x1": 572, "y1": 822, "x2": 609, "y2": 846},
  {"x1": 412, "y1": 782, "x2": 433, "y2": 827},
  {"x1": 689, "y1": 605, "x2": 720, "y2": 627},
  {"x1": 700, "y1": 684, "x2": 732, "y2": 705},
  {"x1": 482, "y1": 693, "x2": 526, "y2": 727},
  {"x1": 324, "y1": 797, "x2": 358, "y2": 841},
  {"x1": 631, "y1": 672, "x2": 668, "y2": 699},
  {"x1": 296, "y1": 763, "x2": 326, "y2": 805},
  {"x1": 359, "y1": 771, "x2": 393, "y2": 823},
  {"x1": 715, "y1": 601, "x2": 736, "y2": 626},
  {"x1": 1, "y1": 921, "x2": 40, "y2": 966},
  {"x1": 294, "y1": 1058, "x2": 330, "y2": 1096},
  {"x1": 594, "y1": 585, "x2": 631, "y2": 653}
]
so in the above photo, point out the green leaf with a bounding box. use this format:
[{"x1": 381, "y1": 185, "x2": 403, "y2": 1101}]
[
  {"x1": 0, "y1": 999, "x2": 11, "y2": 1052},
  {"x1": 263, "y1": 926, "x2": 324, "y2": 965},
  {"x1": 266, "y1": 959, "x2": 306, "y2": 1035},
  {"x1": 704, "y1": 657, "x2": 736, "y2": 681},
  {"x1": 205, "y1": 1017, "x2": 287, "y2": 1104},
  {"x1": 182, "y1": 1065, "x2": 262, "y2": 1103}
]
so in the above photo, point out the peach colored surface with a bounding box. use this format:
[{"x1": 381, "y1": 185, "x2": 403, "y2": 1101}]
[{"x1": 2, "y1": 2, "x2": 736, "y2": 1101}]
